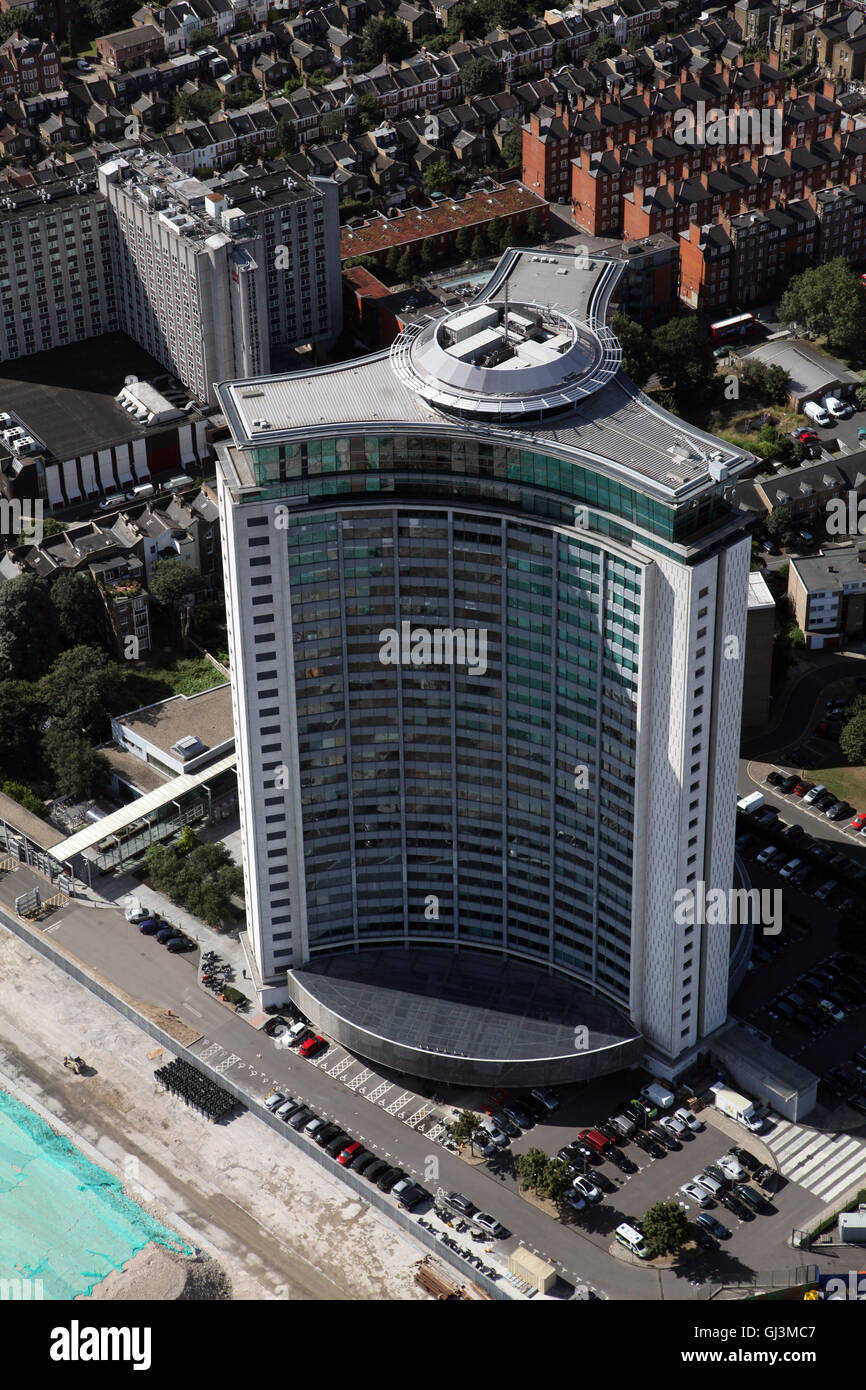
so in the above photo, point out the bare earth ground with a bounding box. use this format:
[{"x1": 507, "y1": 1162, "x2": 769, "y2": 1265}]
[{"x1": 0, "y1": 927, "x2": 427, "y2": 1301}]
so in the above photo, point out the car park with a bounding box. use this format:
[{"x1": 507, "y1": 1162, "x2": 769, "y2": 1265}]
[
  {"x1": 125, "y1": 903, "x2": 147, "y2": 922},
  {"x1": 717, "y1": 1155, "x2": 746, "y2": 1181},
  {"x1": 813, "y1": 793, "x2": 837, "y2": 812},
  {"x1": 632, "y1": 1130, "x2": 655, "y2": 1154},
  {"x1": 166, "y1": 937, "x2": 191, "y2": 952},
  {"x1": 814, "y1": 879, "x2": 839, "y2": 903},
  {"x1": 479, "y1": 1118, "x2": 509, "y2": 1147},
  {"x1": 735, "y1": 833, "x2": 755, "y2": 852},
  {"x1": 630, "y1": 1096, "x2": 658, "y2": 1120},
  {"x1": 579, "y1": 1128, "x2": 611, "y2": 1155},
  {"x1": 680, "y1": 1182, "x2": 712, "y2": 1207},
  {"x1": 767, "y1": 997, "x2": 795, "y2": 1022},
  {"x1": 276, "y1": 1099, "x2": 306, "y2": 1123},
  {"x1": 703, "y1": 1164, "x2": 732, "y2": 1188},
  {"x1": 734, "y1": 1183, "x2": 767, "y2": 1212},
  {"x1": 557, "y1": 1146, "x2": 581, "y2": 1171},
  {"x1": 596, "y1": 1122, "x2": 622, "y2": 1145},
  {"x1": 568, "y1": 1139, "x2": 598, "y2": 1163},
  {"x1": 791, "y1": 865, "x2": 814, "y2": 888},
  {"x1": 139, "y1": 918, "x2": 161, "y2": 935},
  {"x1": 780, "y1": 824, "x2": 805, "y2": 842},
  {"x1": 284, "y1": 1020, "x2": 310, "y2": 1046},
  {"x1": 568, "y1": 1189, "x2": 587, "y2": 1212},
  {"x1": 729, "y1": 1146, "x2": 760, "y2": 1172},
  {"x1": 304, "y1": 1117, "x2": 329, "y2": 1142},
  {"x1": 391, "y1": 1180, "x2": 429, "y2": 1210}
]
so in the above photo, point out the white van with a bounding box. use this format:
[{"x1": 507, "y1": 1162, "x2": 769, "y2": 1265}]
[
  {"x1": 823, "y1": 395, "x2": 852, "y2": 420},
  {"x1": 132, "y1": 482, "x2": 154, "y2": 498},
  {"x1": 168, "y1": 473, "x2": 193, "y2": 489},
  {"x1": 641, "y1": 1082, "x2": 675, "y2": 1110},
  {"x1": 615, "y1": 1223, "x2": 650, "y2": 1258},
  {"x1": 803, "y1": 400, "x2": 831, "y2": 427}
]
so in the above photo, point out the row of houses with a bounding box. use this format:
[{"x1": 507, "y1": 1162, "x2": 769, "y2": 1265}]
[{"x1": 0, "y1": 484, "x2": 221, "y2": 658}]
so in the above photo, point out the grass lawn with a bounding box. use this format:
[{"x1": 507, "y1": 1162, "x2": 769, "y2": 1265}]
[
  {"x1": 116, "y1": 657, "x2": 228, "y2": 713},
  {"x1": 806, "y1": 760, "x2": 866, "y2": 808}
]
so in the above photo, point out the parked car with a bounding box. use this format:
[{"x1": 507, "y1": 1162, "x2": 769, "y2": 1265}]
[
  {"x1": 364, "y1": 1160, "x2": 390, "y2": 1184},
  {"x1": 445, "y1": 1192, "x2": 478, "y2": 1217},
  {"x1": 674, "y1": 1108, "x2": 703, "y2": 1132},
  {"x1": 337, "y1": 1141, "x2": 364, "y2": 1166},
  {"x1": 471, "y1": 1211, "x2": 509, "y2": 1237},
  {"x1": 826, "y1": 801, "x2": 853, "y2": 821},
  {"x1": 717, "y1": 1154, "x2": 746, "y2": 1182},
  {"x1": 651, "y1": 1123, "x2": 680, "y2": 1151},
  {"x1": 680, "y1": 1182, "x2": 712, "y2": 1207},
  {"x1": 728, "y1": 1146, "x2": 760, "y2": 1173},
  {"x1": 287, "y1": 1107, "x2": 314, "y2": 1130},
  {"x1": 376, "y1": 1167, "x2": 405, "y2": 1192},
  {"x1": 662, "y1": 1114, "x2": 688, "y2": 1137},
  {"x1": 313, "y1": 1123, "x2": 343, "y2": 1148},
  {"x1": 765, "y1": 770, "x2": 786, "y2": 786},
  {"x1": 779, "y1": 858, "x2": 802, "y2": 879},
  {"x1": 264, "y1": 1091, "x2": 286, "y2": 1112},
  {"x1": 760, "y1": 538, "x2": 780, "y2": 554},
  {"x1": 779, "y1": 774, "x2": 800, "y2": 794},
  {"x1": 392, "y1": 1180, "x2": 429, "y2": 1210},
  {"x1": 530, "y1": 1087, "x2": 560, "y2": 1111},
  {"x1": 299, "y1": 1034, "x2": 327, "y2": 1058},
  {"x1": 756, "y1": 845, "x2": 777, "y2": 865},
  {"x1": 606, "y1": 1147, "x2": 637, "y2": 1173},
  {"x1": 351, "y1": 1151, "x2": 378, "y2": 1175},
  {"x1": 491, "y1": 1111, "x2": 520, "y2": 1139},
  {"x1": 793, "y1": 781, "x2": 814, "y2": 797},
  {"x1": 720, "y1": 1190, "x2": 752, "y2": 1219},
  {"x1": 696, "y1": 1212, "x2": 730, "y2": 1240},
  {"x1": 572, "y1": 1175, "x2": 603, "y2": 1205},
  {"x1": 501, "y1": 1102, "x2": 532, "y2": 1129}
]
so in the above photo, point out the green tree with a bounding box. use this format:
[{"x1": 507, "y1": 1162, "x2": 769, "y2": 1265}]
[
  {"x1": 0, "y1": 777, "x2": 47, "y2": 817},
  {"x1": 359, "y1": 16, "x2": 411, "y2": 67},
  {"x1": 763, "y1": 364, "x2": 791, "y2": 405},
  {"x1": 588, "y1": 36, "x2": 622, "y2": 61},
  {"x1": 422, "y1": 157, "x2": 454, "y2": 196},
  {"x1": 765, "y1": 505, "x2": 794, "y2": 545},
  {"x1": 354, "y1": 91, "x2": 381, "y2": 131},
  {"x1": 0, "y1": 7, "x2": 44, "y2": 39},
  {"x1": 500, "y1": 119, "x2": 524, "y2": 167},
  {"x1": 840, "y1": 710, "x2": 866, "y2": 765},
  {"x1": 626, "y1": 31, "x2": 645, "y2": 53},
  {"x1": 461, "y1": 55, "x2": 499, "y2": 95},
  {"x1": 50, "y1": 571, "x2": 105, "y2": 650},
  {"x1": 420, "y1": 238, "x2": 436, "y2": 268},
  {"x1": 275, "y1": 115, "x2": 296, "y2": 153},
  {"x1": 856, "y1": 383, "x2": 866, "y2": 412},
  {"x1": 146, "y1": 839, "x2": 244, "y2": 927},
  {"x1": 176, "y1": 824, "x2": 201, "y2": 856},
  {"x1": 149, "y1": 558, "x2": 203, "y2": 608},
  {"x1": 613, "y1": 311, "x2": 654, "y2": 389},
  {"x1": 542, "y1": 1157, "x2": 575, "y2": 1216},
  {"x1": 385, "y1": 245, "x2": 402, "y2": 274},
  {"x1": 395, "y1": 248, "x2": 416, "y2": 281},
  {"x1": 445, "y1": 2, "x2": 486, "y2": 41},
  {"x1": 779, "y1": 257, "x2": 866, "y2": 356},
  {"x1": 514, "y1": 1146, "x2": 549, "y2": 1193},
  {"x1": 554, "y1": 39, "x2": 571, "y2": 67},
  {"x1": 38, "y1": 645, "x2": 125, "y2": 741},
  {"x1": 0, "y1": 680, "x2": 44, "y2": 780},
  {"x1": 0, "y1": 574, "x2": 59, "y2": 682},
  {"x1": 455, "y1": 225, "x2": 472, "y2": 259},
  {"x1": 652, "y1": 316, "x2": 716, "y2": 400},
  {"x1": 451, "y1": 1108, "x2": 486, "y2": 1153},
  {"x1": 642, "y1": 1201, "x2": 690, "y2": 1258},
  {"x1": 470, "y1": 231, "x2": 485, "y2": 259},
  {"x1": 42, "y1": 728, "x2": 111, "y2": 798}
]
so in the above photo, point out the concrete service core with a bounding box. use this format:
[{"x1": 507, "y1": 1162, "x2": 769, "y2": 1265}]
[{"x1": 287, "y1": 947, "x2": 643, "y2": 1086}]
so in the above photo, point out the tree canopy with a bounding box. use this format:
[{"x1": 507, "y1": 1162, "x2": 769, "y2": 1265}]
[
  {"x1": 642, "y1": 1201, "x2": 690, "y2": 1258},
  {"x1": 42, "y1": 727, "x2": 111, "y2": 799},
  {"x1": 612, "y1": 312, "x2": 654, "y2": 389},
  {"x1": 652, "y1": 316, "x2": 717, "y2": 401},
  {"x1": 359, "y1": 16, "x2": 411, "y2": 67},
  {"x1": 145, "y1": 840, "x2": 244, "y2": 928},
  {"x1": 38, "y1": 645, "x2": 125, "y2": 741},
  {"x1": 148, "y1": 558, "x2": 203, "y2": 608},
  {"x1": 461, "y1": 55, "x2": 500, "y2": 95},
  {"x1": 50, "y1": 571, "x2": 106, "y2": 649},
  {"x1": 0, "y1": 574, "x2": 59, "y2": 682},
  {"x1": 779, "y1": 258, "x2": 866, "y2": 356}
]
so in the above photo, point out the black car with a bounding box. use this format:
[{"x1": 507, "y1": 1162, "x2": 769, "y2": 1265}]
[
  {"x1": 314, "y1": 1122, "x2": 343, "y2": 1148},
  {"x1": 567, "y1": 1139, "x2": 599, "y2": 1164},
  {"x1": 590, "y1": 1170, "x2": 617, "y2": 1193},
  {"x1": 349, "y1": 1149, "x2": 375, "y2": 1172},
  {"x1": 557, "y1": 1146, "x2": 580, "y2": 1171},
  {"x1": 492, "y1": 1111, "x2": 521, "y2": 1139},
  {"x1": 502, "y1": 1102, "x2": 532, "y2": 1129},
  {"x1": 814, "y1": 792, "x2": 837, "y2": 811},
  {"x1": 826, "y1": 802, "x2": 853, "y2": 822},
  {"x1": 376, "y1": 1167, "x2": 405, "y2": 1192},
  {"x1": 753, "y1": 1165, "x2": 778, "y2": 1192},
  {"x1": 519, "y1": 1095, "x2": 549, "y2": 1123},
  {"x1": 324, "y1": 1132, "x2": 352, "y2": 1157},
  {"x1": 766, "y1": 770, "x2": 786, "y2": 786},
  {"x1": 596, "y1": 1122, "x2": 621, "y2": 1145},
  {"x1": 703, "y1": 1164, "x2": 731, "y2": 1189},
  {"x1": 445, "y1": 1191, "x2": 478, "y2": 1217},
  {"x1": 606, "y1": 1147, "x2": 637, "y2": 1174},
  {"x1": 780, "y1": 824, "x2": 805, "y2": 842},
  {"x1": 621, "y1": 1102, "x2": 650, "y2": 1129},
  {"x1": 728, "y1": 1146, "x2": 760, "y2": 1173},
  {"x1": 632, "y1": 1130, "x2": 654, "y2": 1153},
  {"x1": 720, "y1": 1191, "x2": 752, "y2": 1220},
  {"x1": 779, "y1": 774, "x2": 800, "y2": 794},
  {"x1": 651, "y1": 1124, "x2": 680, "y2": 1151},
  {"x1": 365, "y1": 1159, "x2": 390, "y2": 1184},
  {"x1": 397, "y1": 1184, "x2": 430, "y2": 1211},
  {"x1": 694, "y1": 1228, "x2": 717, "y2": 1251},
  {"x1": 288, "y1": 1107, "x2": 315, "y2": 1131}
]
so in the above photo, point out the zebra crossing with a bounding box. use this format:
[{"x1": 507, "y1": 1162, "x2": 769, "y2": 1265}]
[{"x1": 765, "y1": 1120, "x2": 866, "y2": 1203}]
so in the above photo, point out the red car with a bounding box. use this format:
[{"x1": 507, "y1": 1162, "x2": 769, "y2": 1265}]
[
  {"x1": 299, "y1": 1034, "x2": 327, "y2": 1058},
  {"x1": 852, "y1": 812, "x2": 866, "y2": 830},
  {"x1": 794, "y1": 428, "x2": 818, "y2": 444},
  {"x1": 337, "y1": 1141, "x2": 363, "y2": 1166},
  {"x1": 793, "y1": 781, "x2": 814, "y2": 796}
]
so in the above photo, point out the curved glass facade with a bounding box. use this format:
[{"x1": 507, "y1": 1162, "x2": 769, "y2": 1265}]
[{"x1": 284, "y1": 486, "x2": 641, "y2": 1005}]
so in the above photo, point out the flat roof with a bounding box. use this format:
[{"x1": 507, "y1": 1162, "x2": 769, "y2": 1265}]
[
  {"x1": 0, "y1": 334, "x2": 180, "y2": 462},
  {"x1": 340, "y1": 182, "x2": 547, "y2": 260},
  {"x1": 789, "y1": 545, "x2": 866, "y2": 593},
  {"x1": 289, "y1": 946, "x2": 642, "y2": 1066},
  {"x1": 0, "y1": 791, "x2": 63, "y2": 849},
  {"x1": 50, "y1": 752, "x2": 237, "y2": 863},
  {"x1": 117, "y1": 683, "x2": 233, "y2": 761},
  {"x1": 713, "y1": 1023, "x2": 817, "y2": 1100},
  {"x1": 217, "y1": 249, "x2": 753, "y2": 505},
  {"x1": 747, "y1": 570, "x2": 775, "y2": 609}
]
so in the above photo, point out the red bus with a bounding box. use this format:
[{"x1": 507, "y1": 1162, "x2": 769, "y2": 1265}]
[{"x1": 710, "y1": 312, "x2": 756, "y2": 343}]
